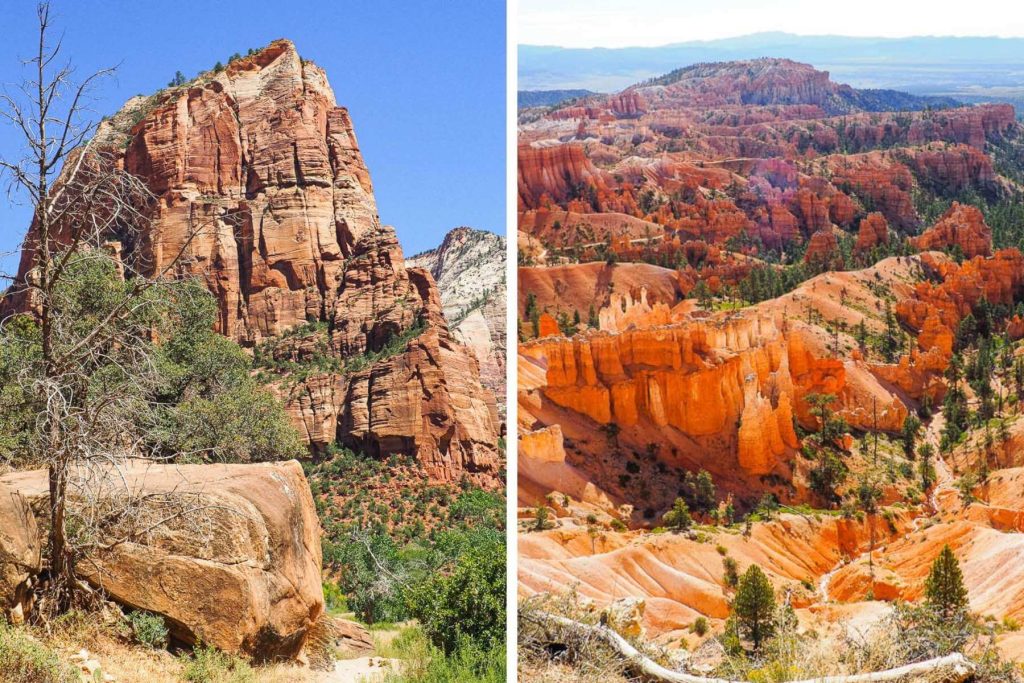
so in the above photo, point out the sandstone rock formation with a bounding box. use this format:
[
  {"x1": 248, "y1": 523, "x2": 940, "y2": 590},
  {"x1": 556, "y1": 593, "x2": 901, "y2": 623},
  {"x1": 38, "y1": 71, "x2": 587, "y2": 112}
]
[
  {"x1": 4, "y1": 40, "x2": 501, "y2": 487},
  {"x1": 537, "y1": 312, "x2": 561, "y2": 337},
  {"x1": 408, "y1": 227, "x2": 506, "y2": 416},
  {"x1": 804, "y1": 229, "x2": 842, "y2": 270},
  {"x1": 1, "y1": 460, "x2": 322, "y2": 660},
  {"x1": 0, "y1": 483, "x2": 39, "y2": 623},
  {"x1": 518, "y1": 424, "x2": 616, "y2": 509},
  {"x1": 912, "y1": 201, "x2": 993, "y2": 258},
  {"x1": 518, "y1": 144, "x2": 605, "y2": 210},
  {"x1": 522, "y1": 316, "x2": 829, "y2": 478},
  {"x1": 854, "y1": 212, "x2": 889, "y2": 255}
]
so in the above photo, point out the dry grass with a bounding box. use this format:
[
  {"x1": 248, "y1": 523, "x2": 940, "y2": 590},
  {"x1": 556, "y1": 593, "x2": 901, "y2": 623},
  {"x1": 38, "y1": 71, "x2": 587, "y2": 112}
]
[
  {"x1": 518, "y1": 592, "x2": 635, "y2": 683},
  {"x1": 519, "y1": 659, "x2": 635, "y2": 683},
  {"x1": 519, "y1": 590, "x2": 1021, "y2": 683},
  {"x1": 5, "y1": 607, "x2": 357, "y2": 683}
]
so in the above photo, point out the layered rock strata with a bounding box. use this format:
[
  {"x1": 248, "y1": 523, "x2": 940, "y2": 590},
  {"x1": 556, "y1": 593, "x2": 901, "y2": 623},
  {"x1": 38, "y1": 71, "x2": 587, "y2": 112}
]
[{"x1": 4, "y1": 40, "x2": 501, "y2": 486}]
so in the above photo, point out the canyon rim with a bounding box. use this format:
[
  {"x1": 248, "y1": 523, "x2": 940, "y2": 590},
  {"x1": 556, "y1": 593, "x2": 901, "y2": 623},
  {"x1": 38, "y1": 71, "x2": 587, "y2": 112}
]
[{"x1": 517, "y1": 4, "x2": 1024, "y2": 681}]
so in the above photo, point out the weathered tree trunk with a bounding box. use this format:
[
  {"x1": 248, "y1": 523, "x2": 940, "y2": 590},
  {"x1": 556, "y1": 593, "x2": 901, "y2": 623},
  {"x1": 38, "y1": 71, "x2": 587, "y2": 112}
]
[
  {"x1": 528, "y1": 611, "x2": 976, "y2": 683},
  {"x1": 46, "y1": 460, "x2": 72, "y2": 610}
]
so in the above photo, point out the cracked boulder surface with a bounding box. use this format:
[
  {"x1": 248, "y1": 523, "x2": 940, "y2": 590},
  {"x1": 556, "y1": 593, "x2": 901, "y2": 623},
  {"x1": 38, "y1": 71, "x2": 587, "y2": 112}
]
[
  {"x1": 0, "y1": 460, "x2": 322, "y2": 660},
  {"x1": 0, "y1": 482, "x2": 40, "y2": 621}
]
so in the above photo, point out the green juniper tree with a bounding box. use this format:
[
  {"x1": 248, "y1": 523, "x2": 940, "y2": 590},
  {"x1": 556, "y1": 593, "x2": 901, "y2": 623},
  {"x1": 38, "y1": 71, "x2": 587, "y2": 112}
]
[{"x1": 662, "y1": 497, "x2": 692, "y2": 532}]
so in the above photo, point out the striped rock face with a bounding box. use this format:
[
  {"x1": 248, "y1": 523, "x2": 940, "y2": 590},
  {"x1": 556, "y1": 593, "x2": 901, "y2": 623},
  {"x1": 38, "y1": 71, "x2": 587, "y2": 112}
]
[{"x1": 6, "y1": 39, "x2": 502, "y2": 487}]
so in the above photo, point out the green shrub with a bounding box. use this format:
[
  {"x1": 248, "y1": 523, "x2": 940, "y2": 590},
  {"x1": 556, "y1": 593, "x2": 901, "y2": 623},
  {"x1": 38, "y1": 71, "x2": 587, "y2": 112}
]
[
  {"x1": 0, "y1": 620, "x2": 78, "y2": 683},
  {"x1": 127, "y1": 610, "x2": 169, "y2": 649},
  {"x1": 182, "y1": 645, "x2": 254, "y2": 683},
  {"x1": 692, "y1": 616, "x2": 709, "y2": 636},
  {"x1": 323, "y1": 580, "x2": 348, "y2": 614},
  {"x1": 723, "y1": 556, "x2": 739, "y2": 588},
  {"x1": 408, "y1": 535, "x2": 505, "y2": 656},
  {"x1": 381, "y1": 627, "x2": 504, "y2": 683}
]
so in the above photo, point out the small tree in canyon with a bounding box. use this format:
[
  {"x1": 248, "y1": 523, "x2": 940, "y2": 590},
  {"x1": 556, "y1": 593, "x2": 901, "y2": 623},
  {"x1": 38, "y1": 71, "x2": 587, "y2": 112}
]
[
  {"x1": 925, "y1": 545, "x2": 969, "y2": 619},
  {"x1": 854, "y1": 470, "x2": 882, "y2": 582},
  {"x1": 732, "y1": 564, "x2": 776, "y2": 651},
  {"x1": 662, "y1": 497, "x2": 693, "y2": 532}
]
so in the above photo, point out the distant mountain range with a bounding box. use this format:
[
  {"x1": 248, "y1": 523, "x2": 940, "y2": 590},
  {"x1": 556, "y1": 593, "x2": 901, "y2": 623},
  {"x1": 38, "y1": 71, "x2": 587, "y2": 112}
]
[
  {"x1": 519, "y1": 32, "x2": 1024, "y2": 112},
  {"x1": 518, "y1": 89, "x2": 599, "y2": 108}
]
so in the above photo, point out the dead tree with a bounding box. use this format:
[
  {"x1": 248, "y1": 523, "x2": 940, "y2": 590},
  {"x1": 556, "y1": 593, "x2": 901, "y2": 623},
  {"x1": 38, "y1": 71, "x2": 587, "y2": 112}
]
[
  {"x1": 0, "y1": 2, "x2": 213, "y2": 613},
  {"x1": 527, "y1": 611, "x2": 976, "y2": 683}
]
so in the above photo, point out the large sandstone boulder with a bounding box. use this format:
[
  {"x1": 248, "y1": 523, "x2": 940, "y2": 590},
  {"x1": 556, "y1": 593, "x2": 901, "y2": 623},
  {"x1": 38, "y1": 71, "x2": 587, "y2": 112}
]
[
  {"x1": 0, "y1": 482, "x2": 40, "y2": 622},
  {"x1": 1, "y1": 461, "x2": 322, "y2": 660}
]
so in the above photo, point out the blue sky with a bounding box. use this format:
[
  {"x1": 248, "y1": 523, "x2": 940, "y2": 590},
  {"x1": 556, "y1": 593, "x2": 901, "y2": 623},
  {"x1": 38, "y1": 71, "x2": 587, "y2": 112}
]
[{"x1": 0, "y1": 0, "x2": 506, "y2": 276}]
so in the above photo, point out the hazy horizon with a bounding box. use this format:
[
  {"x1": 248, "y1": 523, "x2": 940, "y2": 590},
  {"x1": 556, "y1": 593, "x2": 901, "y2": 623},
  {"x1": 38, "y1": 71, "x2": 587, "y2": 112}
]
[
  {"x1": 520, "y1": 0, "x2": 1024, "y2": 49},
  {"x1": 520, "y1": 29, "x2": 1024, "y2": 50}
]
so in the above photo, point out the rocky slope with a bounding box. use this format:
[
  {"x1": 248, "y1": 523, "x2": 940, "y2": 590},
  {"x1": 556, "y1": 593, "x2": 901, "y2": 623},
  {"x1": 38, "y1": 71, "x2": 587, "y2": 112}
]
[
  {"x1": 4, "y1": 40, "x2": 501, "y2": 487},
  {"x1": 518, "y1": 54, "x2": 1024, "y2": 667},
  {"x1": 408, "y1": 227, "x2": 507, "y2": 418}
]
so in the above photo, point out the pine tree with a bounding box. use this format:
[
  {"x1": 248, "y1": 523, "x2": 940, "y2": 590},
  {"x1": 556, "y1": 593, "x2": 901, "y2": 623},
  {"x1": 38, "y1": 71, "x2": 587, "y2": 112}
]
[
  {"x1": 901, "y1": 414, "x2": 921, "y2": 458},
  {"x1": 924, "y1": 544, "x2": 969, "y2": 618},
  {"x1": 733, "y1": 564, "x2": 776, "y2": 650},
  {"x1": 918, "y1": 442, "x2": 936, "y2": 490},
  {"x1": 856, "y1": 318, "x2": 868, "y2": 351},
  {"x1": 722, "y1": 556, "x2": 739, "y2": 588},
  {"x1": 690, "y1": 469, "x2": 716, "y2": 514},
  {"x1": 693, "y1": 280, "x2": 713, "y2": 311},
  {"x1": 662, "y1": 497, "x2": 692, "y2": 531},
  {"x1": 532, "y1": 505, "x2": 550, "y2": 532}
]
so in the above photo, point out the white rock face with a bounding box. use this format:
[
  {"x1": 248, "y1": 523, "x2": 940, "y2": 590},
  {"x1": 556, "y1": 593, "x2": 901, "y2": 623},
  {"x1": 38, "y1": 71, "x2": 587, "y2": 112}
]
[{"x1": 409, "y1": 227, "x2": 506, "y2": 416}]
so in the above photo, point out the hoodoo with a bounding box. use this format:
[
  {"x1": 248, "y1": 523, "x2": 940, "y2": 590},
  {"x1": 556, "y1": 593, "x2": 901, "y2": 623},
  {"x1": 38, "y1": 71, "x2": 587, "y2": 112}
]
[{"x1": 518, "y1": 49, "x2": 1024, "y2": 677}]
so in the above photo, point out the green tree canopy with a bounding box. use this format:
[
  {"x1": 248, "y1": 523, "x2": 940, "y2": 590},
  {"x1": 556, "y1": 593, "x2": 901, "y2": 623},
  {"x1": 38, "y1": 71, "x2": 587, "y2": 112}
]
[
  {"x1": 732, "y1": 564, "x2": 776, "y2": 650},
  {"x1": 925, "y1": 545, "x2": 969, "y2": 618},
  {"x1": 0, "y1": 255, "x2": 303, "y2": 468},
  {"x1": 408, "y1": 534, "x2": 506, "y2": 656}
]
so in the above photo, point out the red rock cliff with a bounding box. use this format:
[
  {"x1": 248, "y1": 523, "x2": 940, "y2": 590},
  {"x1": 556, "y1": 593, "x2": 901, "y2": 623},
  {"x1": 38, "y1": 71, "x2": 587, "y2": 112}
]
[{"x1": 6, "y1": 40, "x2": 501, "y2": 486}]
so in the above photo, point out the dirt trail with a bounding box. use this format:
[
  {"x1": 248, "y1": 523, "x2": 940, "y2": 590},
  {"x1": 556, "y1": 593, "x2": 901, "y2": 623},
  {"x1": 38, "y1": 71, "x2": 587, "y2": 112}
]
[
  {"x1": 924, "y1": 412, "x2": 956, "y2": 517},
  {"x1": 318, "y1": 657, "x2": 398, "y2": 682}
]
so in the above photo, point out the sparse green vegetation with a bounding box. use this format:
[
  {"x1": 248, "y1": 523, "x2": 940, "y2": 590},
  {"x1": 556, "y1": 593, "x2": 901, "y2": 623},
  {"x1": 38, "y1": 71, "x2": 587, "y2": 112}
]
[
  {"x1": 126, "y1": 610, "x2": 169, "y2": 650},
  {"x1": 181, "y1": 644, "x2": 255, "y2": 683},
  {"x1": 0, "y1": 620, "x2": 78, "y2": 683}
]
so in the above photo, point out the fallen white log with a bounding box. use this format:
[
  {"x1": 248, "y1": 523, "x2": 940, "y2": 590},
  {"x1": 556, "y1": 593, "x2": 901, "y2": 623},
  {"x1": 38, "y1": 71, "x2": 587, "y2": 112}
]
[{"x1": 530, "y1": 611, "x2": 976, "y2": 683}]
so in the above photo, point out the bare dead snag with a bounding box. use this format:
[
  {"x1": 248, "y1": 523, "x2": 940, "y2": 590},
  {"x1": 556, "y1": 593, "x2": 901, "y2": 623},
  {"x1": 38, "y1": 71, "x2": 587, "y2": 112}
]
[{"x1": 528, "y1": 611, "x2": 976, "y2": 683}]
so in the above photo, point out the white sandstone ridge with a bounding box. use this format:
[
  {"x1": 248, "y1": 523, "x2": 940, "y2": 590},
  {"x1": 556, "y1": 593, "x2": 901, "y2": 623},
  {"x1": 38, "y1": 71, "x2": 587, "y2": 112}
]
[{"x1": 409, "y1": 227, "x2": 507, "y2": 414}]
